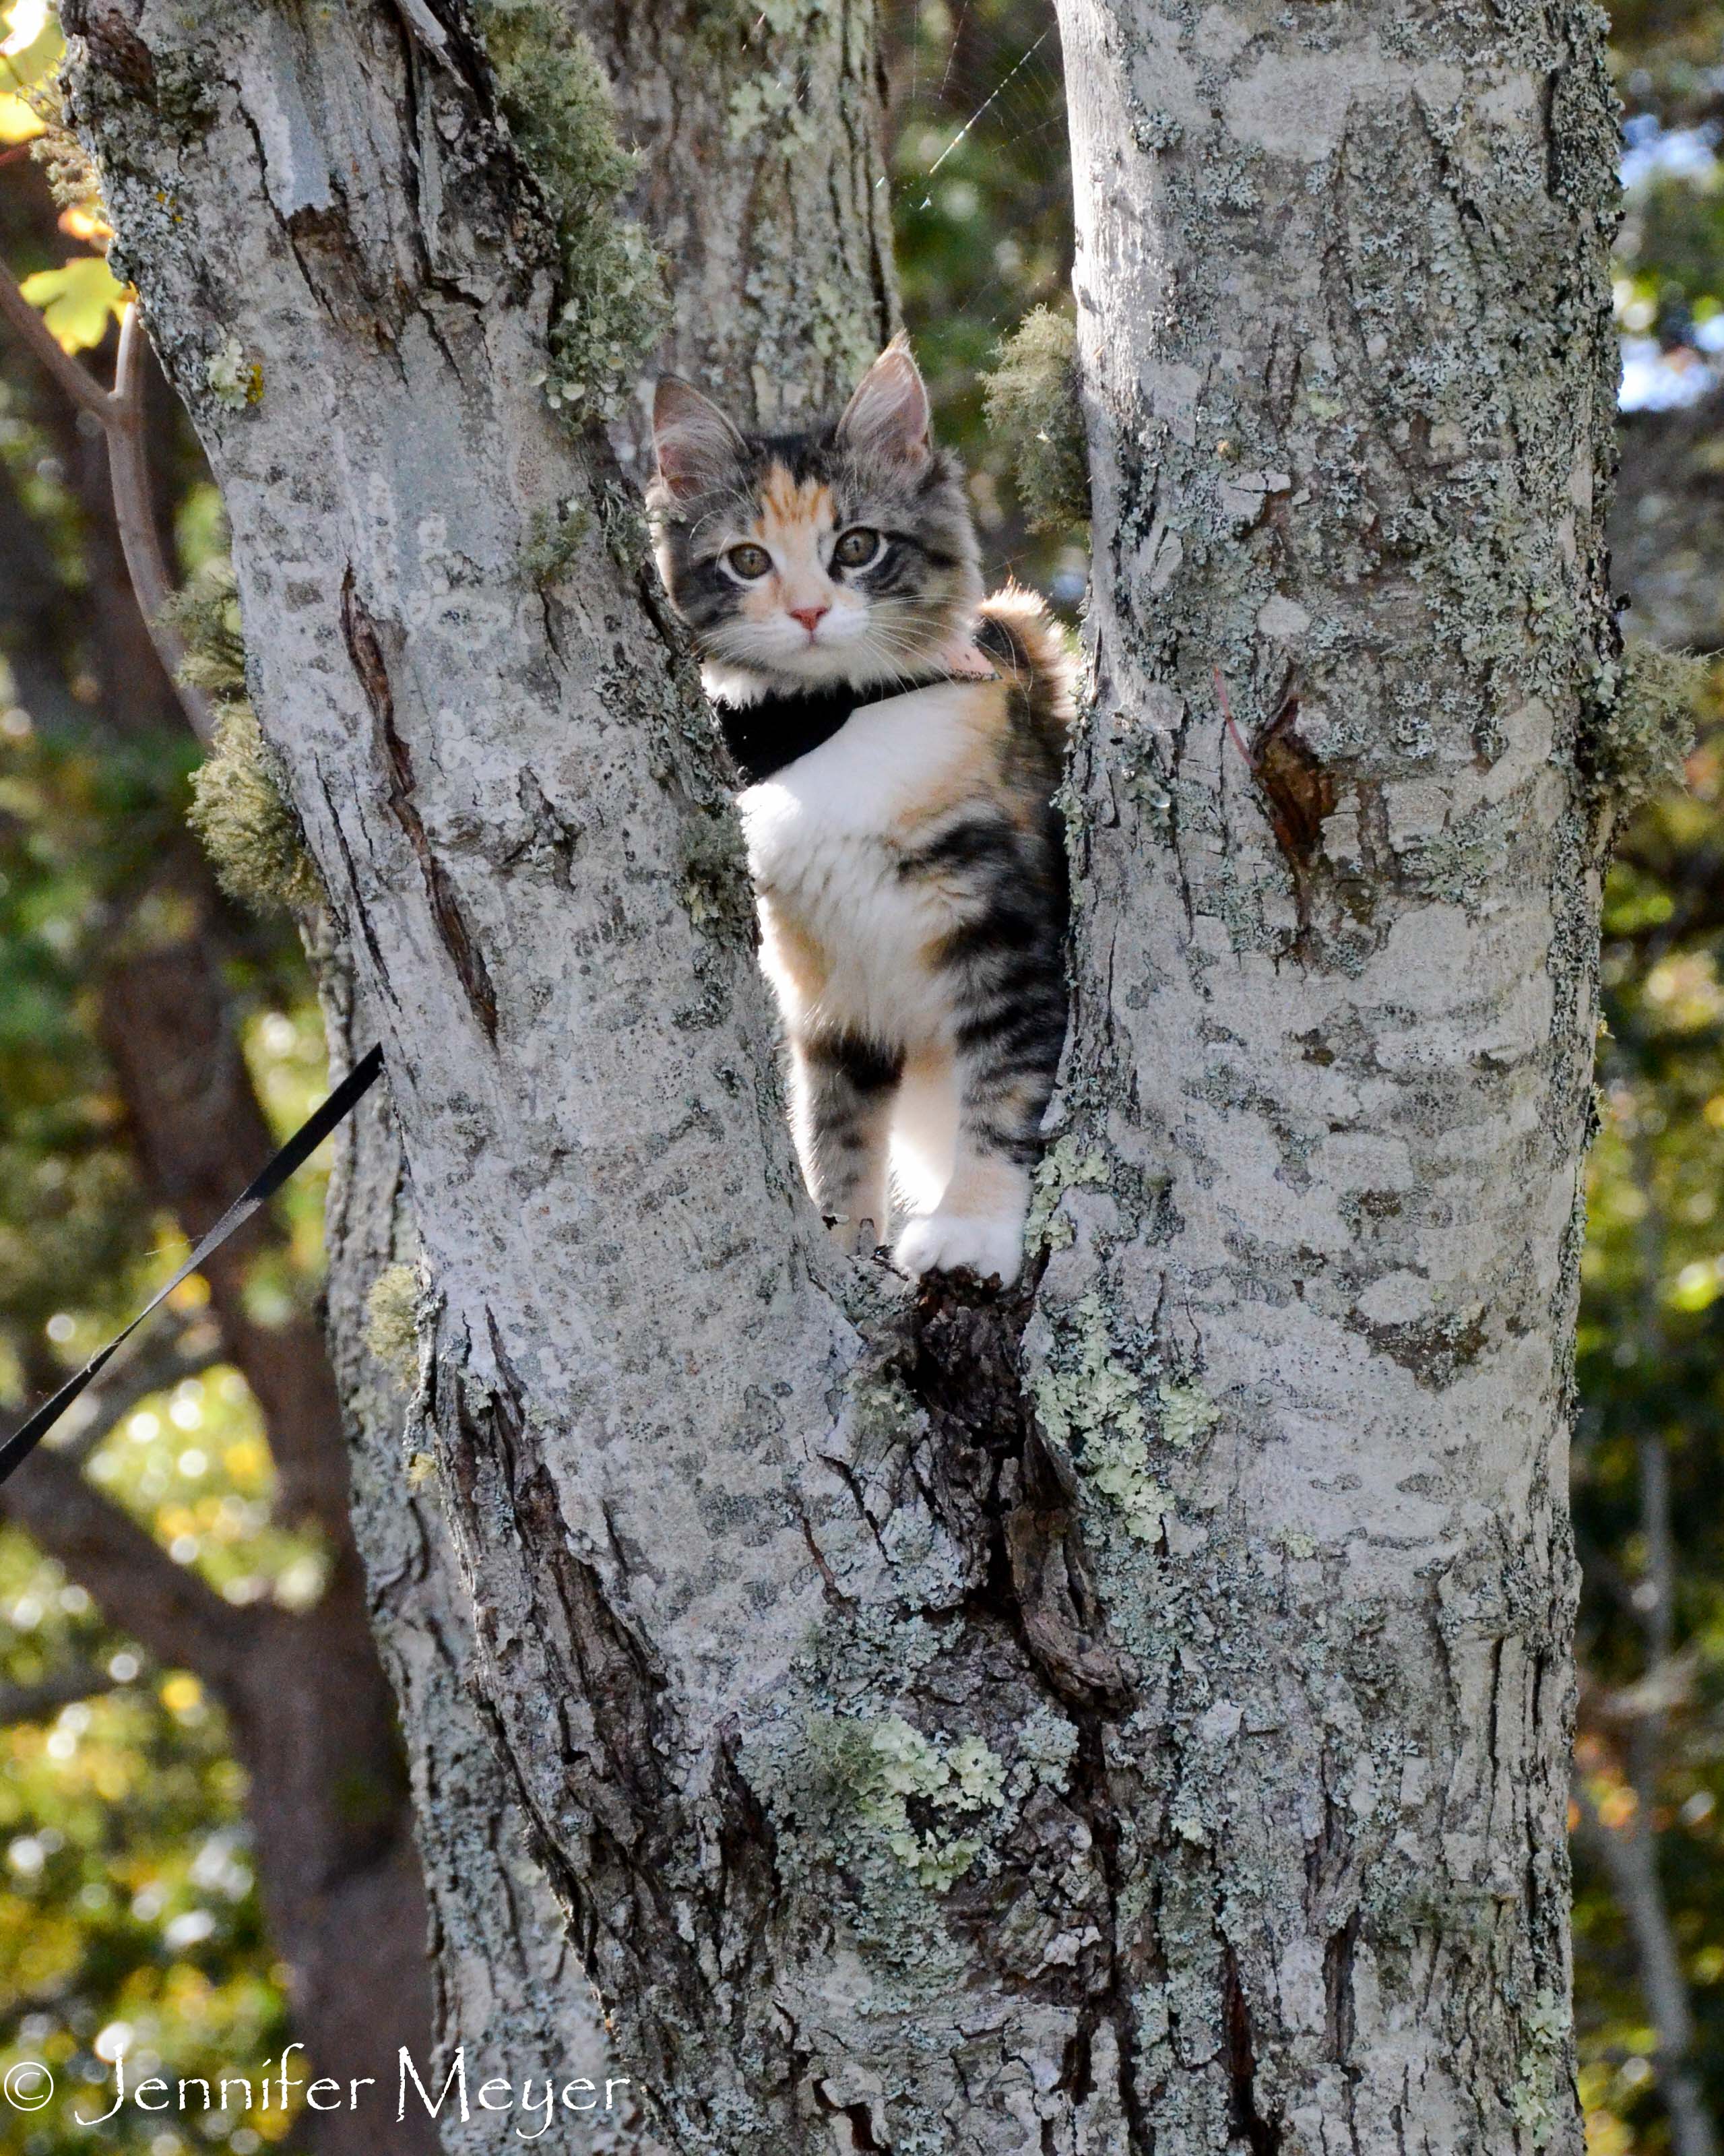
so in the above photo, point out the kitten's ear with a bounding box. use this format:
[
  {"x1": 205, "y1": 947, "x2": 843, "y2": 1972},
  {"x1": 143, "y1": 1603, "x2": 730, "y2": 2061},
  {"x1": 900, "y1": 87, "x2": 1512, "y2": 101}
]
[
  {"x1": 835, "y1": 337, "x2": 932, "y2": 470},
  {"x1": 652, "y1": 377, "x2": 747, "y2": 501}
]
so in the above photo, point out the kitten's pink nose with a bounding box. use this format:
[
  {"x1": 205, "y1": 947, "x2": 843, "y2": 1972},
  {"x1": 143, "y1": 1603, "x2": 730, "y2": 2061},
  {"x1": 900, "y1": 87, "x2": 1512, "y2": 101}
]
[{"x1": 789, "y1": 604, "x2": 829, "y2": 636}]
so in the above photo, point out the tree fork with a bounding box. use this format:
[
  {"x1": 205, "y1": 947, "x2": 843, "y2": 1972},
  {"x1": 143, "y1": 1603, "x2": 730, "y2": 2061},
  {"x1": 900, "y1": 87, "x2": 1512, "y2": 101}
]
[{"x1": 60, "y1": 0, "x2": 1628, "y2": 2149}]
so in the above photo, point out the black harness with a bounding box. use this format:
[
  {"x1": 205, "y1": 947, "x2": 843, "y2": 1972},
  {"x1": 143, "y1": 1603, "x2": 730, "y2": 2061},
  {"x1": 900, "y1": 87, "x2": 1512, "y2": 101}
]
[{"x1": 710, "y1": 670, "x2": 973, "y2": 786}]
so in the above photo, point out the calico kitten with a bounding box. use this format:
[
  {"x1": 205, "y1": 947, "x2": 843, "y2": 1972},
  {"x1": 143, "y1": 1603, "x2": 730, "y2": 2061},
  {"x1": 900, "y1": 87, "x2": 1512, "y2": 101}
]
[{"x1": 648, "y1": 340, "x2": 1073, "y2": 1286}]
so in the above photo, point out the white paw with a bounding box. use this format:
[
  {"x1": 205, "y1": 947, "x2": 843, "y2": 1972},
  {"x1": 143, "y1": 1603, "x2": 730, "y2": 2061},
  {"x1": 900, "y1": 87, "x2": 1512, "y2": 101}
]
[{"x1": 893, "y1": 1211, "x2": 1024, "y2": 1286}]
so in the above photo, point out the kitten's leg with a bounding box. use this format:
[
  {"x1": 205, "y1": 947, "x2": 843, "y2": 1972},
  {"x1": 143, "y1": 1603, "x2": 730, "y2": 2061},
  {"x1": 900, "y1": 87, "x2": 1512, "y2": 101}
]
[
  {"x1": 788, "y1": 1030, "x2": 903, "y2": 1255},
  {"x1": 893, "y1": 986, "x2": 1064, "y2": 1288}
]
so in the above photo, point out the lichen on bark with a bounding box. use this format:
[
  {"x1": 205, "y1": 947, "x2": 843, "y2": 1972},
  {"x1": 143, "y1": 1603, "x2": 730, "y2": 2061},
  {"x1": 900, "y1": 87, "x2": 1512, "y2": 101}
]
[
  {"x1": 1038, "y1": 1, "x2": 1622, "y2": 2145},
  {"x1": 57, "y1": 0, "x2": 1625, "y2": 2148},
  {"x1": 982, "y1": 305, "x2": 1090, "y2": 532},
  {"x1": 475, "y1": 0, "x2": 668, "y2": 418}
]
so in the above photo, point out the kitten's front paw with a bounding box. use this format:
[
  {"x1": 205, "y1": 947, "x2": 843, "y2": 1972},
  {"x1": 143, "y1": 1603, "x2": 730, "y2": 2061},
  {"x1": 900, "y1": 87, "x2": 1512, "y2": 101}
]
[{"x1": 894, "y1": 1211, "x2": 1024, "y2": 1287}]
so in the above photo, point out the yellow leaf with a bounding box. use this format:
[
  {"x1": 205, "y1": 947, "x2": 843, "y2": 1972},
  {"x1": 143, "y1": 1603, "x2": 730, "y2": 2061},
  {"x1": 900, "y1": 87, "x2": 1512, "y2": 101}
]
[
  {"x1": 0, "y1": 92, "x2": 41, "y2": 143},
  {"x1": 17, "y1": 255, "x2": 128, "y2": 353},
  {"x1": 0, "y1": 0, "x2": 62, "y2": 98},
  {"x1": 1669, "y1": 1258, "x2": 1723, "y2": 1314}
]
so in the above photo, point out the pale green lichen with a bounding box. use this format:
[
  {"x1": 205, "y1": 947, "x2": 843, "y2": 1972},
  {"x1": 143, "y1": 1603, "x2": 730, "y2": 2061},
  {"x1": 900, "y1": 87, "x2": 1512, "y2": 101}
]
[
  {"x1": 364, "y1": 1263, "x2": 422, "y2": 1391},
  {"x1": 1008, "y1": 1705, "x2": 1079, "y2": 1798},
  {"x1": 981, "y1": 307, "x2": 1090, "y2": 533},
  {"x1": 28, "y1": 81, "x2": 104, "y2": 216},
  {"x1": 678, "y1": 804, "x2": 753, "y2": 945},
  {"x1": 1033, "y1": 1294, "x2": 1167, "y2": 1542},
  {"x1": 1034, "y1": 1293, "x2": 1147, "y2": 1449},
  {"x1": 204, "y1": 332, "x2": 263, "y2": 411},
  {"x1": 857, "y1": 1716, "x2": 1007, "y2": 1893},
  {"x1": 1155, "y1": 1378, "x2": 1219, "y2": 1450},
  {"x1": 519, "y1": 499, "x2": 593, "y2": 587},
  {"x1": 1507, "y1": 1991, "x2": 1571, "y2": 2149},
  {"x1": 1025, "y1": 1135, "x2": 1112, "y2": 1253},
  {"x1": 170, "y1": 561, "x2": 320, "y2": 914},
  {"x1": 1580, "y1": 641, "x2": 1706, "y2": 816},
  {"x1": 187, "y1": 705, "x2": 321, "y2": 915},
  {"x1": 477, "y1": 1, "x2": 669, "y2": 420},
  {"x1": 1081, "y1": 1431, "x2": 1169, "y2": 1544},
  {"x1": 160, "y1": 560, "x2": 246, "y2": 702}
]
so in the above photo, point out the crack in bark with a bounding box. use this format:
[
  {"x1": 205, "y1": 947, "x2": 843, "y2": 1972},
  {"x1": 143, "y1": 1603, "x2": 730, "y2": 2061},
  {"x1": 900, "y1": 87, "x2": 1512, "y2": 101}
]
[
  {"x1": 901, "y1": 1273, "x2": 1137, "y2": 1718},
  {"x1": 341, "y1": 567, "x2": 499, "y2": 1040},
  {"x1": 1223, "y1": 1942, "x2": 1283, "y2": 2156}
]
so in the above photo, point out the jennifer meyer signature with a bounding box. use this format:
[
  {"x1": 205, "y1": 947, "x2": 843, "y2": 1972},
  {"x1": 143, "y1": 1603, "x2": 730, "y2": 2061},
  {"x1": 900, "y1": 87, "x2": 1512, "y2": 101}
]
[{"x1": 4, "y1": 2044, "x2": 637, "y2": 2139}]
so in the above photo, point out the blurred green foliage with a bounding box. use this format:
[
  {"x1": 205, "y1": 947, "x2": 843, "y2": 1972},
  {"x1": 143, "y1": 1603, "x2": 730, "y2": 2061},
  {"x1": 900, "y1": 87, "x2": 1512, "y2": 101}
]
[
  {"x1": 887, "y1": 0, "x2": 1087, "y2": 598},
  {"x1": 0, "y1": 0, "x2": 1722, "y2": 2152}
]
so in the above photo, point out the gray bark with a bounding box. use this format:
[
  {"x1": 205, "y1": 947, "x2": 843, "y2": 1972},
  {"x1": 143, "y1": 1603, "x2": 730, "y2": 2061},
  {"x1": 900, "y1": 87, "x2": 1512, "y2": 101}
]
[
  {"x1": 316, "y1": 941, "x2": 644, "y2": 2152},
  {"x1": 572, "y1": 0, "x2": 897, "y2": 449},
  {"x1": 296, "y1": 0, "x2": 898, "y2": 2138},
  {"x1": 1044, "y1": 1, "x2": 1620, "y2": 2146},
  {"x1": 63, "y1": 0, "x2": 1620, "y2": 2149}
]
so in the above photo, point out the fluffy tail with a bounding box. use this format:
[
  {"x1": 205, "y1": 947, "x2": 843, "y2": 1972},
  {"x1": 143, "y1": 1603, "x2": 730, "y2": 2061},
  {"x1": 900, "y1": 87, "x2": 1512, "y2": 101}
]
[{"x1": 975, "y1": 583, "x2": 1077, "y2": 751}]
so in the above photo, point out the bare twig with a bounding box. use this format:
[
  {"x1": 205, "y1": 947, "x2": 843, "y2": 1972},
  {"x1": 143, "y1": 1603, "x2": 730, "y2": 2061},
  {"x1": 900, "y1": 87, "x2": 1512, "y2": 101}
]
[
  {"x1": 1575, "y1": 1118, "x2": 1721, "y2": 2156},
  {"x1": 0, "y1": 256, "x2": 109, "y2": 417},
  {"x1": 1583, "y1": 1647, "x2": 1700, "y2": 1730},
  {"x1": 108, "y1": 302, "x2": 213, "y2": 740},
  {"x1": 46, "y1": 1317, "x2": 224, "y2": 1469},
  {"x1": 0, "y1": 266, "x2": 214, "y2": 741},
  {"x1": 0, "y1": 1662, "x2": 123, "y2": 1725},
  {"x1": 1574, "y1": 1776, "x2": 1719, "y2": 2156}
]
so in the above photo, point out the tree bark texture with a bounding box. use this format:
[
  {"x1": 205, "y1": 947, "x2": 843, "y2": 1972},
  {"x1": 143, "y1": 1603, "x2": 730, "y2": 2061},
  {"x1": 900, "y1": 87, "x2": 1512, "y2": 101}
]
[
  {"x1": 1041, "y1": 3, "x2": 1620, "y2": 2148},
  {"x1": 570, "y1": 0, "x2": 896, "y2": 443},
  {"x1": 0, "y1": 164, "x2": 439, "y2": 2146},
  {"x1": 298, "y1": 0, "x2": 899, "y2": 2125},
  {"x1": 63, "y1": 0, "x2": 1620, "y2": 2150},
  {"x1": 315, "y1": 938, "x2": 655, "y2": 2155}
]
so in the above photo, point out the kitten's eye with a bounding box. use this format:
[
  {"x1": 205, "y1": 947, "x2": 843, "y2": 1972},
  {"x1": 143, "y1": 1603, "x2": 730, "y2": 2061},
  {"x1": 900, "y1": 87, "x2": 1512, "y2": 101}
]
[
  {"x1": 833, "y1": 528, "x2": 883, "y2": 571},
  {"x1": 726, "y1": 543, "x2": 772, "y2": 580}
]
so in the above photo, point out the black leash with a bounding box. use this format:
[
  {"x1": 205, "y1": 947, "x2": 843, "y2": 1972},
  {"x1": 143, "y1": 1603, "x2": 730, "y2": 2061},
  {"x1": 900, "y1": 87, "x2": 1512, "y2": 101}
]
[{"x1": 0, "y1": 1044, "x2": 386, "y2": 1489}]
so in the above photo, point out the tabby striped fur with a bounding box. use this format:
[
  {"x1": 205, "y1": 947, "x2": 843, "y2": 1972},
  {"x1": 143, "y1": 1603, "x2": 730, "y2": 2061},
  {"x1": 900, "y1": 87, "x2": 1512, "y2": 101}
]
[{"x1": 649, "y1": 344, "x2": 1074, "y2": 1284}]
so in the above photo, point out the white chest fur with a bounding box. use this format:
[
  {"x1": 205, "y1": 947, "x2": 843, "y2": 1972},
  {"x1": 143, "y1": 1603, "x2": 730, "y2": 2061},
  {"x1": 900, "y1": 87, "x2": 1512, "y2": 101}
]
[{"x1": 735, "y1": 683, "x2": 990, "y2": 1046}]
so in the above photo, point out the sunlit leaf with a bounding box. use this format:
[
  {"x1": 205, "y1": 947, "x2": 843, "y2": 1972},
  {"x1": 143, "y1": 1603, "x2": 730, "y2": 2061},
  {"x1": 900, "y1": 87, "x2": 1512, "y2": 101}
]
[
  {"x1": 0, "y1": 0, "x2": 57, "y2": 139},
  {"x1": 17, "y1": 256, "x2": 127, "y2": 354},
  {"x1": 0, "y1": 0, "x2": 61, "y2": 86},
  {"x1": 0, "y1": 92, "x2": 40, "y2": 142}
]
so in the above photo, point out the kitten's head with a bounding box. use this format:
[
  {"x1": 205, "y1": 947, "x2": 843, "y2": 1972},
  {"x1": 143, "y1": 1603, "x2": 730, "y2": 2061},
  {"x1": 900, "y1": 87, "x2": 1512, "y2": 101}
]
[{"x1": 647, "y1": 340, "x2": 983, "y2": 691}]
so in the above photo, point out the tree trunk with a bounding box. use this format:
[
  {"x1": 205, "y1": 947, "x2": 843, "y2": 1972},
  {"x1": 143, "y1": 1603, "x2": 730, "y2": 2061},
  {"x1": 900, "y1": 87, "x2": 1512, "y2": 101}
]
[
  {"x1": 316, "y1": 940, "x2": 651, "y2": 2153},
  {"x1": 572, "y1": 0, "x2": 895, "y2": 445},
  {"x1": 291, "y1": 0, "x2": 897, "y2": 2137},
  {"x1": 64, "y1": 0, "x2": 1620, "y2": 2149},
  {"x1": 0, "y1": 160, "x2": 440, "y2": 2143},
  {"x1": 1041, "y1": 2, "x2": 1620, "y2": 2146}
]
